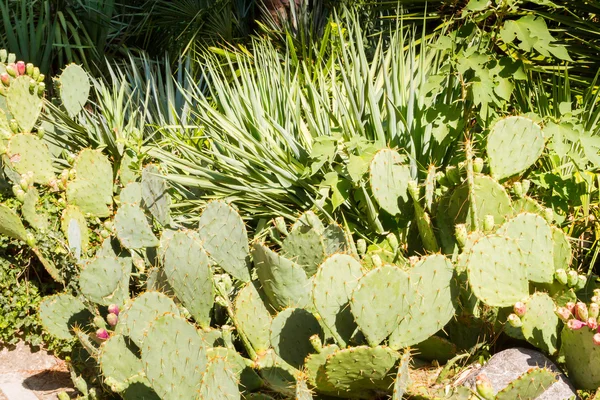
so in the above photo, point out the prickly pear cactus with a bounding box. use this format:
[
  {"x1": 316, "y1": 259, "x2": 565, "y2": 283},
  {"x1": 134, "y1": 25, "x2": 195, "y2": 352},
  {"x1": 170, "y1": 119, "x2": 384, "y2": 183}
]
[
  {"x1": 141, "y1": 164, "x2": 171, "y2": 226},
  {"x1": 57, "y1": 64, "x2": 90, "y2": 117},
  {"x1": 369, "y1": 148, "x2": 411, "y2": 215},
  {"x1": 38, "y1": 294, "x2": 92, "y2": 340},
  {"x1": 6, "y1": 133, "x2": 55, "y2": 184}
]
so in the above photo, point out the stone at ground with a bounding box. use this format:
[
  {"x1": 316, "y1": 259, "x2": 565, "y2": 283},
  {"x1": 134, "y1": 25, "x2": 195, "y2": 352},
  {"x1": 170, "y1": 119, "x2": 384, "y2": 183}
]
[
  {"x1": 461, "y1": 347, "x2": 578, "y2": 400},
  {"x1": 0, "y1": 341, "x2": 74, "y2": 399}
]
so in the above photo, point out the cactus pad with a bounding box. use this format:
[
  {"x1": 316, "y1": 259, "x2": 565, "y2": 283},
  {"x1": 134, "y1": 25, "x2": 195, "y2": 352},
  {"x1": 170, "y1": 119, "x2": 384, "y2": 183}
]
[
  {"x1": 22, "y1": 188, "x2": 48, "y2": 230},
  {"x1": 120, "y1": 182, "x2": 142, "y2": 205},
  {"x1": 7, "y1": 76, "x2": 42, "y2": 132},
  {"x1": 323, "y1": 223, "x2": 348, "y2": 254},
  {"x1": 392, "y1": 351, "x2": 412, "y2": 400},
  {"x1": 198, "y1": 201, "x2": 250, "y2": 282},
  {"x1": 252, "y1": 243, "x2": 311, "y2": 311},
  {"x1": 464, "y1": 235, "x2": 528, "y2": 306},
  {"x1": 487, "y1": 116, "x2": 544, "y2": 180},
  {"x1": 270, "y1": 307, "x2": 323, "y2": 369},
  {"x1": 282, "y1": 225, "x2": 326, "y2": 277},
  {"x1": 199, "y1": 356, "x2": 241, "y2": 400},
  {"x1": 497, "y1": 213, "x2": 554, "y2": 283},
  {"x1": 67, "y1": 149, "x2": 113, "y2": 217},
  {"x1": 7, "y1": 134, "x2": 54, "y2": 184},
  {"x1": 552, "y1": 227, "x2": 572, "y2": 270},
  {"x1": 312, "y1": 254, "x2": 363, "y2": 347},
  {"x1": 0, "y1": 203, "x2": 27, "y2": 241},
  {"x1": 304, "y1": 344, "x2": 339, "y2": 393},
  {"x1": 561, "y1": 326, "x2": 600, "y2": 389},
  {"x1": 141, "y1": 313, "x2": 208, "y2": 400},
  {"x1": 141, "y1": 164, "x2": 171, "y2": 226},
  {"x1": 114, "y1": 203, "x2": 159, "y2": 249},
  {"x1": 79, "y1": 256, "x2": 131, "y2": 306},
  {"x1": 350, "y1": 265, "x2": 409, "y2": 346},
  {"x1": 369, "y1": 149, "x2": 411, "y2": 215},
  {"x1": 234, "y1": 282, "x2": 272, "y2": 353},
  {"x1": 253, "y1": 349, "x2": 297, "y2": 396},
  {"x1": 162, "y1": 230, "x2": 214, "y2": 328},
  {"x1": 98, "y1": 334, "x2": 144, "y2": 392},
  {"x1": 58, "y1": 64, "x2": 90, "y2": 117},
  {"x1": 413, "y1": 336, "x2": 457, "y2": 363},
  {"x1": 39, "y1": 294, "x2": 92, "y2": 340},
  {"x1": 61, "y1": 205, "x2": 88, "y2": 252},
  {"x1": 520, "y1": 292, "x2": 559, "y2": 355},
  {"x1": 296, "y1": 375, "x2": 313, "y2": 400},
  {"x1": 115, "y1": 291, "x2": 180, "y2": 347},
  {"x1": 495, "y1": 367, "x2": 557, "y2": 400}
]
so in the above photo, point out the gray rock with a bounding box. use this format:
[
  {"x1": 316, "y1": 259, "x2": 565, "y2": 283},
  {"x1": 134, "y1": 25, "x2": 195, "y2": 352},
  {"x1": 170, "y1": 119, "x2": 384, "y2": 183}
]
[{"x1": 462, "y1": 347, "x2": 578, "y2": 400}]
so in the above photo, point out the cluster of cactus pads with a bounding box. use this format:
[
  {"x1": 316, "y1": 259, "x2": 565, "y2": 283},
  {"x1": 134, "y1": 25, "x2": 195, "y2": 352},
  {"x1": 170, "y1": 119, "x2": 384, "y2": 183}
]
[{"x1": 0, "y1": 51, "x2": 597, "y2": 399}]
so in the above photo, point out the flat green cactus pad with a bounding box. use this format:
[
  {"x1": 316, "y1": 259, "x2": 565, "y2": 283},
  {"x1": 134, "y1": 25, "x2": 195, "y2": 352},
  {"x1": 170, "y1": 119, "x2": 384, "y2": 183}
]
[
  {"x1": 58, "y1": 64, "x2": 90, "y2": 117},
  {"x1": 487, "y1": 116, "x2": 544, "y2": 180},
  {"x1": 7, "y1": 134, "x2": 54, "y2": 184},
  {"x1": 369, "y1": 149, "x2": 411, "y2": 215},
  {"x1": 464, "y1": 235, "x2": 529, "y2": 307},
  {"x1": 114, "y1": 203, "x2": 159, "y2": 249},
  {"x1": 312, "y1": 254, "x2": 363, "y2": 347},
  {"x1": 282, "y1": 223, "x2": 326, "y2": 277},
  {"x1": 61, "y1": 205, "x2": 89, "y2": 252},
  {"x1": 98, "y1": 334, "x2": 144, "y2": 392},
  {"x1": 198, "y1": 200, "x2": 250, "y2": 282},
  {"x1": 234, "y1": 282, "x2": 272, "y2": 353},
  {"x1": 392, "y1": 352, "x2": 412, "y2": 400},
  {"x1": 552, "y1": 227, "x2": 572, "y2": 270},
  {"x1": 66, "y1": 180, "x2": 111, "y2": 217},
  {"x1": 67, "y1": 149, "x2": 113, "y2": 217},
  {"x1": 350, "y1": 265, "x2": 409, "y2": 346},
  {"x1": 199, "y1": 356, "x2": 241, "y2": 400},
  {"x1": 38, "y1": 294, "x2": 92, "y2": 340},
  {"x1": 270, "y1": 307, "x2": 323, "y2": 369},
  {"x1": 561, "y1": 327, "x2": 600, "y2": 390},
  {"x1": 520, "y1": 292, "x2": 559, "y2": 355},
  {"x1": 495, "y1": 367, "x2": 556, "y2": 400},
  {"x1": 512, "y1": 196, "x2": 545, "y2": 216},
  {"x1": 7, "y1": 76, "x2": 42, "y2": 132},
  {"x1": 141, "y1": 164, "x2": 171, "y2": 226},
  {"x1": 0, "y1": 203, "x2": 28, "y2": 241},
  {"x1": 413, "y1": 336, "x2": 458, "y2": 363},
  {"x1": 304, "y1": 344, "x2": 339, "y2": 393},
  {"x1": 254, "y1": 349, "x2": 298, "y2": 396},
  {"x1": 120, "y1": 182, "x2": 142, "y2": 205},
  {"x1": 206, "y1": 347, "x2": 263, "y2": 392},
  {"x1": 115, "y1": 291, "x2": 180, "y2": 347},
  {"x1": 162, "y1": 230, "x2": 214, "y2": 328},
  {"x1": 22, "y1": 188, "x2": 49, "y2": 231},
  {"x1": 141, "y1": 313, "x2": 208, "y2": 400},
  {"x1": 119, "y1": 152, "x2": 138, "y2": 186},
  {"x1": 252, "y1": 243, "x2": 311, "y2": 311},
  {"x1": 79, "y1": 255, "x2": 131, "y2": 306}
]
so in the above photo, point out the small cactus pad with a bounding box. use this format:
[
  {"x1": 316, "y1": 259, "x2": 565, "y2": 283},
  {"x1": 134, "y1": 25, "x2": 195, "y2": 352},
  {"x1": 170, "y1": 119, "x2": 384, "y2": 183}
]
[
  {"x1": 413, "y1": 336, "x2": 458, "y2": 363},
  {"x1": 253, "y1": 349, "x2": 298, "y2": 396},
  {"x1": 58, "y1": 64, "x2": 90, "y2": 117},
  {"x1": 495, "y1": 367, "x2": 557, "y2": 400},
  {"x1": 198, "y1": 201, "x2": 250, "y2": 282},
  {"x1": 487, "y1": 116, "x2": 544, "y2": 180},
  {"x1": 66, "y1": 180, "x2": 111, "y2": 217},
  {"x1": 369, "y1": 149, "x2": 411, "y2": 215},
  {"x1": 324, "y1": 346, "x2": 399, "y2": 392},
  {"x1": 115, "y1": 291, "x2": 180, "y2": 347},
  {"x1": 350, "y1": 265, "x2": 409, "y2": 346},
  {"x1": 120, "y1": 182, "x2": 142, "y2": 205},
  {"x1": 295, "y1": 375, "x2": 313, "y2": 400},
  {"x1": 512, "y1": 196, "x2": 545, "y2": 216},
  {"x1": 0, "y1": 203, "x2": 27, "y2": 241},
  {"x1": 464, "y1": 235, "x2": 528, "y2": 307},
  {"x1": 389, "y1": 254, "x2": 456, "y2": 349},
  {"x1": 199, "y1": 356, "x2": 241, "y2": 400},
  {"x1": 39, "y1": 294, "x2": 92, "y2": 340},
  {"x1": 119, "y1": 152, "x2": 138, "y2": 185},
  {"x1": 141, "y1": 164, "x2": 171, "y2": 226},
  {"x1": 7, "y1": 76, "x2": 42, "y2": 132},
  {"x1": 561, "y1": 327, "x2": 600, "y2": 389},
  {"x1": 233, "y1": 282, "x2": 272, "y2": 353},
  {"x1": 270, "y1": 308, "x2": 323, "y2": 369},
  {"x1": 98, "y1": 334, "x2": 144, "y2": 392},
  {"x1": 114, "y1": 203, "x2": 159, "y2": 249},
  {"x1": 322, "y1": 223, "x2": 349, "y2": 254},
  {"x1": 552, "y1": 227, "x2": 572, "y2": 270},
  {"x1": 312, "y1": 254, "x2": 363, "y2": 347},
  {"x1": 520, "y1": 292, "x2": 559, "y2": 355},
  {"x1": 22, "y1": 188, "x2": 49, "y2": 230},
  {"x1": 7, "y1": 134, "x2": 54, "y2": 184},
  {"x1": 252, "y1": 243, "x2": 311, "y2": 310},
  {"x1": 497, "y1": 213, "x2": 554, "y2": 283},
  {"x1": 61, "y1": 205, "x2": 89, "y2": 252},
  {"x1": 282, "y1": 224, "x2": 326, "y2": 277},
  {"x1": 162, "y1": 230, "x2": 214, "y2": 328},
  {"x1": 304, "y1": 344, "x2": 340, "y2": 393},
  {"x1": 79, "y1": 256, "x2": 131, "y2": 306},
  {"x1": 392, "y1": 351, "x2": 412, "y2": 400},
  {"x1": 141, "y1": 313, "x2": 208, "y2": 400},
  {"x1": 206, "y1": 347, "x2": 263, "y2": 392},
  {"x1": 67, "y1": 149, "x2": 113, "y2": 217}
]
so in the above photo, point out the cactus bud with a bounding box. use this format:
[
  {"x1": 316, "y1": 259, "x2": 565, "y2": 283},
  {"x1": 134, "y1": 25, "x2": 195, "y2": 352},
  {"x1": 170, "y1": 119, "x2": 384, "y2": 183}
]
[
  {"x1": 0, "y1": 73, "x2": 9, "y2": 87},
  {"x1": 473, "y1": 157, "x2": 484, "y2": 173},
  {"x1": 555, "y1": 307, "x2": 571, "y2": 322},
  {"x1": 567, "y1": 319, "x2": 587, "y2": 330},
  {"x1": 521, "y1": 179, "x2": 531, "y2": 195},
  {"x1": 567, "y1": 270, "x2": 579, "y2": 288},
  {"x1": 475, "y1": 374, "x2": 495, "y2": 400},
  {"x1": 0, "y1": 49, "x2": 6, "y2": 62},
  {"x1": 37, "y1": 73, "x2": 45, "y2": 83},
  {"x1": 594, "y1": 333, "x2": 600, "y2": 346},
  {"x1": 513, "y1": 182, "x2": 524, "y2": 198},
  {"x1": 593, "y1": 296, "x2": 600, "y2": 306},
  {"x1": 5, "y1": 64, "x2": 16, "y2": 77},
  {"x1": 29, "y1": 79, "x2": 36, "y2": 92},
  {"x1": 407, "y1": 180, "x2": 419, "y2": 200},
  {"x1": 588, "y1": 317, "x2": 599, "y2": 330},
  {"x1": 25, "y1": 232, "x2": 36, "y2": 247},
  {"x1": 16, "y1": 61, "x2": 25, "y2": 76},
  {"x1": 455, "y1": 224, "x2": 467, "y2": 248},
  {"x1": 513, "y1": 302, "x2": 527, "y2": 317},
  {"x1": 386, "y1": 232, "x2": 399, "y2": 253},
  {"x1": 446, "y1": 166, "x2": 460, "y2": 185},
  {"x1": 483, "y1": 215, "x2": 494, "y2": 233},
  {"x1": 93, "y1": 315, "x2": 107, "y2": 329},
  {"x1": 309, "y1": 334, "x2": 323, "y2": 353},
  {"x1": 100, "y1": 229, "x2": 110, "y2": 238},
  {"x1": 9, "y1": 119, "x2": 18, "y2": 133},
  {"x1": 544, "y1": 208, "x2": 554, "y2": 224},
  {"x1": 575, "y1": 302, "x2": 589, "y2": 321},
  {"x1": 566, "y1": 302, "x2": 576, "y2": 314},
  {"x1": 96, "y1": 328, "x2": 109, "y2": 341},
  {"x1": 37, "y1": 82, "x2": 45, "y2": 96},
  {"x1": 68, "y1": 169, "x2": 77, "y2": 180},
  {"x1": 371, "y1": 254, "x2": 383, "y2": 268},
  {"x1": 357, "y1": 238, "x2": 366, "y2": 256},
  {"x1": 25, "y1": 63, "x2": 33, "y2": 76},
  {"x1": 37, "y1": 127, "x2": 44, "y2": 139},
  {"x1": 107, "y1": 304, "x2": 119, "y2": 316},
  {"x1": 106, "y1": 313, "x2": 118, "y2": 327},
  {"x1": 58, "y1": 392, "x2": 70, "y2": 400},
  {"x1": 7, "y1": 53, "x2": 15, "y2": 64},
  {"x1": 273, "y1": 216, "x2": 287, "y2": 236},
  {"x1": 507, "y1": 313, "x2": 522, "y2": 328},
  {"x1": 575, "y1": 275, "x2": 587, "y2": 291},
  {"x1": 555, "y1": 269, "x2": 568, "y2": 285},
  {"x1": 32, "y1": 67, "x2": 40, "y2": 80},
  {"x1": 435, "y1": 170, "x2": 449, "y2": 186}
]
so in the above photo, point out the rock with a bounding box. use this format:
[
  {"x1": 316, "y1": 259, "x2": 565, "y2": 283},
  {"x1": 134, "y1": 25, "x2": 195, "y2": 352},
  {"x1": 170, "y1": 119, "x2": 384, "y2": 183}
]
[{"x1": 462, "y1": 347, "x2": 578, "y2": 400}]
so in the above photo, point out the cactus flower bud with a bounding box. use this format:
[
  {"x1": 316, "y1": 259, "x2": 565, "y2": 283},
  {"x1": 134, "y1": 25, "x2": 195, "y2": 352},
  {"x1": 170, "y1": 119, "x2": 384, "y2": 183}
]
[
  {"x1": 107, "y1": 304, "x2": 120, "y2": 316},
  {"x1": 96, "y1": 328, "x2": 109, "y2": 340},
  {"x1": 521, "y1": 179, "x2": 531, "y2": 195},
  {"x1": 25, "y1": 63, "x2": 33, "y2": 76},
  {"x1": 9, "y1": 119, "x2": 18, "y2": 133},
  {"x1": 590, "y1": 303, "x2": 600, "y2": 320},
  {"x1": 473, "y1": 157, "x2": 484, "y2": 173},
  {"x1": 483, "y1": 215, "x2": 495, "y2": 233},
  {"x1": 371, "y1": 254, "x2": 383, "y2": 268},
  {"x1": 555, "y1": 307, "x2": 571, "y2": 322},
  {"x1": 357, "y1": 238, "x2": 366, "y2": 256},
  {"x1": 555, "y1": 269, "x2": 568, "y2": 285},
  {"x1": 386, "y1": 232, "x2": 399, "y2": 252},
  {"x1": 0, "y1": 73, "x2": 9, "y2": 86},
  {"x1": 455, "y1": 224, "x2": 468, "y2": 248},
  {"x1": 106, "y1": 313, "x2": 118, "y2": 327},
  {"x1": 446, "y1": 166, "x2": 460, "y2": 185},
  {"x1": 7, "y1": 53, "x2": 15, "y2": 64},
  {"x1": 309, "y1": 334, "x2": 323, "y2": 353},
  {"x1": 273, "y1": 217, "x2": 287, "y2": 235},
  {"x1": 37, "y1": 82, "x2": 45, "y2": 96},
  {"x1": 19, "y1": 177, "x2": 29, "y2": 191},
  {"x1": 0, "y1": 49, "x2": 6, "y2": 62},
  {"x1": 507, "y1": 313, "x2": 522, "y2": 328},
  {"x1": 567, "y1": 270, "x2": 579, "y2": 288},
  {"x1": 16, "y1": 61, "x2": 25, "y2": 76},
  {"x1": 575, "y1": 275, "x2": 587, "y2": 291},
  {"x1": 513, "y1": 302, "x2": 527, "y2": 317},
  {"x1": 32, "y1": 67, "x2": 40, "y2": 80},
  {"x1": 37, "y1": 127, "x2": 44, "y2": 139},
  {"x1": 513, "y1": 182, "x2": 524, "y2": 198},
  {"x1": 25, "y1": 232, "x2": 36, "y2": 247},
  {"x1": 567, "y1": 319, "x2": 587, "y2": 330},
  {"x1": 29, "y1": 79, "x2": 36, "y2": 91},
  {"x1": 475, "y1": 374, "x2": 495, "y2": 400},
  {"x1": 594, "y1": 333, "x2": 600, "y2": 346},
  {"x1": 576, "y1": 302, "x2": 589, "y2": 321},
  {"x1": 37, "y1": 73, "x2": 44, "y2": 82},
  {"x1": 5, "y1": 64, "x2": 16, "y2": 77},
  {"x1": 566, "y1": 302, "x2": 576, "y2": 313},
  {"x1": 588, "y1": 317, "x2": 599, "y2": 330}
]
